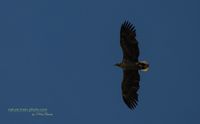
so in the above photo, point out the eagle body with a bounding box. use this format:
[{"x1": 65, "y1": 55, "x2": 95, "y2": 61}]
[
  {"x1": 116, "y1": 61, "x2": 137, "y2": 70},
  {"x1": 116, "y1": 61, "x2": 148, "y2": 70},
  {"x1": 115, "y1": 21, "x2": 149, "y2": 110}
]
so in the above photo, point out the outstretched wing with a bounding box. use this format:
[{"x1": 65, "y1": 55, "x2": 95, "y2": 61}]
[
  {"x1": 122, "y1": 70, "x2": 140, "y2": 109},
  {"x1": 120, "y1": 21, "x2": 139, "y2": 62}
]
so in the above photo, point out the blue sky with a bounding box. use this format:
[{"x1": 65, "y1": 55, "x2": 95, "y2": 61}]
[{"x1": 0, "y1": 0, "x2": 200, "y2": 123}]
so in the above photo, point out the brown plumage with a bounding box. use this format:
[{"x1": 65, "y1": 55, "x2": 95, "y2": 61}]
[{"x1": 115, "y1": 21, "x2": 149, "y2": 110}]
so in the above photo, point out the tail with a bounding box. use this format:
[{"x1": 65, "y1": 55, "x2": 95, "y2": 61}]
[{"x1": 137, "y1": 61, "x2": 149, "y2": 72}]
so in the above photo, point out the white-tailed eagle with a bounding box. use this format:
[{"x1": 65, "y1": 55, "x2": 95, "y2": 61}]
[{"x1": 115, "y1": 21, "x2": 149, "y2": 110}]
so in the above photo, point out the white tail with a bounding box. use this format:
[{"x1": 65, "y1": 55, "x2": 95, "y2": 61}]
[{"x1": 140, "y1": 61, "x2": 149, "y2": 72}]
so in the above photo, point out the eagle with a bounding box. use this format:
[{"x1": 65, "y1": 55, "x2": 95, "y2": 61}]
[{"x1": 115, "y1": 21, "x2": 149, "y2": 110}]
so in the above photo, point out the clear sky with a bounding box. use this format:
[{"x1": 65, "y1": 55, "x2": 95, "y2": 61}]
[{"x1": 0, "y1": 0, "x2": 200, "y2": 123}]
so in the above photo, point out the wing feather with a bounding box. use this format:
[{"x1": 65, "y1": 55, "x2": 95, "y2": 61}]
[
  {"x1": 122, "y1": 70, "x2": 140, "y2": 109},
  {"x1": 120, "y1": 21, "x2": 139, "y2": 62}
]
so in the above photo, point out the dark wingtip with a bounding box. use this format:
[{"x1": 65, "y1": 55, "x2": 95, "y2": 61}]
[
  {"x1": 121, "y1": 20, "x2": 136, "y2": 33},
  {"x1": 122, "y1": 95, "x2": 138, "y2": 110}
]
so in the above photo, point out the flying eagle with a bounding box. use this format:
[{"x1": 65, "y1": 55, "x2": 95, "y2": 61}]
[{"x1": 115, "y1": 21, "x2": 149, "y2": 110}]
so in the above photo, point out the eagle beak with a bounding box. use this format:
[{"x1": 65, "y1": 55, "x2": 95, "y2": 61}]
[{"x1": 114, "y1": 63, "x2": 120, "y2": 67}]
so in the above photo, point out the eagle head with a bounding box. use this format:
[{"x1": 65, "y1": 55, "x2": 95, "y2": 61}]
[{"x1": 114, "y1": 63, "x2": 122, "y2": 68}]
